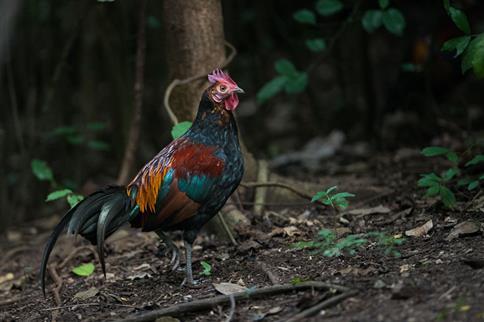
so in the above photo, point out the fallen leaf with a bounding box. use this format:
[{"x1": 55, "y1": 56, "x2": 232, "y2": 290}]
[
  {"x1": 283, "y1": 226, "x2": 301, "y2": 237},
  {"x1": 73, "y1": 287, "x2": 99, "y2": 301},
  {"x1": 72, "y1": 263, "x2": 95, "y2": 277},
  {"x1": 127, "y1": 272, "x2": 152, "y2": 280},
  {"x1": 405, "y1": 220, "x2": 433, "y2": 237},
  {"x1": 347, "y1": 205, "x2": 391, "y2": 216},
  {"x1": 213, "y1": 282, "x2": 248, "y2": 295},
  {"x1": 0, "y1": 273, "x2": 14, "y2": 284},
  {"x1": 133, "y1": 263, "x2": 151, "y2": 271},
  {"x1": 155, "y1": 317, "x2": 180, "y2": 322},
  {"x1": 238, "y1": 240, "x2": 262, "y2": 253},
  {"x1": 445, "y1": 220, "x2": 482, "y2": 241}
]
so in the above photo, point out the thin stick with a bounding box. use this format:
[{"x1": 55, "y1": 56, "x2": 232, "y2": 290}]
[
  {"x1": 163, "y1": 41, "x2": 237, "y2": 125},
  {"x1": 284, "y1": 290, "x2": 358, "y2": 322},
  {"x1": 225, "y1": 294, "x2": 236, "y2": 322},
  {"x1": 59, "y1": 245, "x2": 99, "y2": 269},
  {"x1": 240, "y1": 182, "x2": 315, "y2": 203},
  {"x1": 47, "y1": 265, "x2": 63, "y2": 306},
  {"x1": 117, "y1": 0, "x2": 146, "y2": 185},
  {"x1": 257, "y1": 261, "x2": 280, "y2": 285},
  {"x1": 217, "y1": 212, "x2": 238, "y2": 246},
  {"x1": 114, "y1": 281, "x2": 348, "y2": 322}
]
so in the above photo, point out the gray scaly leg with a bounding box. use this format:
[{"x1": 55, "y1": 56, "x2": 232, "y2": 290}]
[{"x1": 184, "y1": 240, "x2": 194, "y2": 285}]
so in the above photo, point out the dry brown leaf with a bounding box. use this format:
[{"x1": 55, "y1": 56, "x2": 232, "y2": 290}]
[
  {"x1": 213, "y1": 282, "x2": 248, "y2": 295},
  {"x1": 347, "y1": 205, "x2": 391, "y2": 216},
  {"x1": 73, "y1": 287, "x2": 99, "y2": 301},
  {"x1": 445, "y1": 220, "x2": 482, "y2": 241},
  {"x1": 405, "y1": 220, "x2": 433, "y2": 237}
]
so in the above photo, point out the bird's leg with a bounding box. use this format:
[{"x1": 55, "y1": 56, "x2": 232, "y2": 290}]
[
  {"x1": 155, "y1": 230, "x2": 180, "y2": 271},
  {"x1": 184, "y1": 240, "x2": 194, "y2": 285}
]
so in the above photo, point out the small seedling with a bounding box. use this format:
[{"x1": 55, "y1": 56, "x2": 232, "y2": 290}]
[
  {"x1": 72, "y1": 262, "x2": 95, "y2": 277},
  {"x1": 312, "y1": 186, "x2": 355, "y2": 210},
  {"x1": 200, "y1": 261, "x2": 212, "y2": 276}
]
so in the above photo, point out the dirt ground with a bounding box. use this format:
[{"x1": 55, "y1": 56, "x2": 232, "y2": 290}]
[{"x1": 1, "y1": 150, "x2": 483, "y2": 322}]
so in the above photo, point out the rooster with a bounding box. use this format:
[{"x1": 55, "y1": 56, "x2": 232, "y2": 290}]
[{"x1": 40, "y1": 69, "x2": 245, "y2": 293}]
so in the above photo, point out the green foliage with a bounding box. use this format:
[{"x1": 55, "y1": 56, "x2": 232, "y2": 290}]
[
  {"x1": 31, "y1": 159, "x2": 54, "y2": 182},
  {"x1": 200, "y1": 261, "x2": 212, "y2": 276},
  {"x1": 292, "y1": 229, "x2": 404, "y2": 257},
  {"x1": 49, "y1": 122, "x2": 110, "y2": 151},
  {"x1": 315, "y1": 0, "x2": 343, "y2": 16},
  {"x1": 72, "y1": 262, "x2": 95, "y2": 277},
  {"x1": 442, "y1": 1, "x2": 484, "y2": 78},
  {"x1": 378, "y1": 0, "x2": 389, "y2": 9},
  {"x1": 362, "y1": 5, "x2": 405, "y2": 36},
  {"x1": 171, "y1": 121, "x2": 192, "y2": 139},
  {"x1": 31, "y1": 159, "x2": 84, "y2": 208},
  {"x1": 419, "y1": 146, "x2": 483, "y2": 208},
  {"x1": 293, "y1": 9, "x2": 316, "y2": 25},
  {"x1": 290, "y1": 276, "x2": 308, "y2": 285},
  {"x1": 311, "y1": 186, "x2": 355, "y2": 210},
  {"x1": 305, "y1": 38, "x2": 326, "y2": 52},
  {"x1": 257, "y1": 60, "x2": 308, "y2": 103}
]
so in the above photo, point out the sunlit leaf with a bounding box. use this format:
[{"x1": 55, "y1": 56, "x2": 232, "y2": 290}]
[
  {"x1": 46, "y1": 189, "x2": 73, "y2": 202},
  {"x1": 31, "y1": 159, "x2": 54, "y2": 182},
  {"x1": 200, "y1": 261, "x2": 212, "y2": 276},
  {"x1": 293, "y1": 9, "x2": 316, "y2": 25},
  {"x1": 421, "y1": 146, "x2": 449, "y2": 157},
  {"x1": 257, "y1": 76, "x2": 287, "y2": 103},
  {"x1": 171, "y1": 121, "x2": 192, "y2": 139},
  {"x1": 315, "y1": 0, "x2": 343, "y2": 16},
  {"x1": 465, "y1": 154, "x2": 484, "y2": 166},
  {"x1": 67, "y1": 194, "x2": 84, "y2": 208},
  {"x1": 462, "y1": 35, "x2": 484, "y2": 78},
  {"x1": 72, "y1": 262, "x2": 95, "y2": 277},
  {"x1": 468, "y1": 180, "x2": 479, "y2": 191},
  {"x1": 284, "y1": 72, "x2": 308, "y2": 94},
  {"x1": 274, "y1": 59, "x2": 298, "y2": 77},
  {"x1": 382, "y1": 8, "x2": 406, "y2": 36}
]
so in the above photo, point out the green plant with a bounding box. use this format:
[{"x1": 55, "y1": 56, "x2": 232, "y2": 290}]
[
  {"x1": 441, "y1": 0, "x2": 484, "y2": 78},
  {"x1": 311, "y1": 186, "x2": 355, "y2": 210},
  {"x1": 200, "y1": 260, "x2": 212, "y2": 276},
  {"x1": 361, "y1": 0, "x2": 406, "y2": 36},
  {"x1": 418, "y1": 146, "x2": 483, "y2": 208},
  {"x1": 72, "y1": 262, "x2": 95, "y2": 277},
  {"x1": 292, "y1": 229, "x2": 404, "y2": 257},
  {"x1": 31, "y1": 159, "x2": 84, "y2": 208},
  {"x1": 49, "y1": 122, "x2": 110, "y2": 151},
  {"x1": 171, "y1": 121, "x2": 192, "y2": 139}
]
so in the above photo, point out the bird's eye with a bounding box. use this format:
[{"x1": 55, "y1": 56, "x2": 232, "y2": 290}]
[{"x1": 219, "y1": 85, "x2": 227, "y2": 93}]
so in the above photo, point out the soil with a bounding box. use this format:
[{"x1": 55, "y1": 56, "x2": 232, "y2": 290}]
[{"x1": 1, "y1": 150, "x2": 483, "y2": 322}]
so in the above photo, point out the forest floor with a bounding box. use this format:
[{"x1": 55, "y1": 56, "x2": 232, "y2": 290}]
[{"x1": 1, "y1": 148, "x2": 484, "y2": 322}]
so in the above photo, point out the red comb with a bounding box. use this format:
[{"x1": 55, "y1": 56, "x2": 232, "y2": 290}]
[{"x1": 208, "y1": 69, "x2": 237, "y2": 86}]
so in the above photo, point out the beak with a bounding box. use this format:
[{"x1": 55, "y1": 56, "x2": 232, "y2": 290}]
[{"x1": 233, "y1": 86, "x2": 245, "y2": 94}]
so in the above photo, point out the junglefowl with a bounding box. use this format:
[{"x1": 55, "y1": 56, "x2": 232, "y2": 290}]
[{"x1": 40, "y1": 69, "x2": 245, "y2": 293}]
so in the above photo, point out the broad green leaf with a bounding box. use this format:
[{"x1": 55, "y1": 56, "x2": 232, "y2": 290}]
[
  {"x1": 293, "y1": 9, "x2": 316, "y2": 25},
  {"x1": 31, "y1": 159, "x2": 54, "y2": 182},
  {"x1": 318, "y1": 229, "x2": 335, "y2": 240},
  {"x1": 50, "y1": 126, "x2": 77, "y2": 137},
  {"x1": 439, "y1": 186, "x2": 456, "y2": 208},
  {"x1": 326, "y1": 186, "x2": 338, "y2": 194},
  {"x1": 315, "y1": 0, "x2": 343, "y2": 16},
  {"x1": 72, "y1": 262, "x2": 95, "y2": 277},
  {"x1": 382, "y1": 8, "x2": 406, "y2": 36},
  {"x1": 362, "y1": 10, "x2": 383, "y2": 33},
  {"x1": 425, "y1": 185, "x2": 440, "y2": 197},
  {"x1": 457, "y1": 177, "x2": 472, "y2": 186},
  {"x1": 305, "y1": 38, "x2": 326, "y2": 52},
  {"x1": 441, "y1": 36, "x2": 471, "y2": 57},
  {"x1": 442, "y1": 168, "x2": 459, "y2": 181},
  {"x1": 448, "y1": 6, "x2": 470, "y2": 34},
  {"x1": 67, "y1": 194, "x2": 84, "y2": 208},
  {"x1": 466, "y1": 154, "x2": 484, "y2": 166},
  {"x1": 378, "y1": 0, "x2": 389, "y2": 9},
  {"x1": 462, "y1": 34, "x2": 484, "y2": 77},
  {"x1": 332, "y1": 192, "x2": 356, "y2": 199},
  {"x1": 284, "y1": 72, "x2": 308, "y2": 94},
  {"x1": 257, "y1": 76, "x2": 287, "y2": 103},
  {"x1": 171, "y1": 121, "x2": 192, "y2": 139},
  {"x1": 87, "y1": 140, "x2": 109, "y2": 151},
  {"x1": 418, "y1": 173, "x2": 442, "y2": 187},
  {"x1": 311, "y1": 191, "x2": 327, "y2": 202},
  {"x1": 446, "y1": 151, "x2": 459, "y2": 164},
  {"x1": 468, "y1": 180, "x2": 479, "y2": 191},
  {"x1": 46, "y1": 189, "x2": 73, "y2": 202},
  {"x1": 275, "y1": 59, "x2": 298, "y2": 77},
  {"x1": 443, "y1": 0, "x2": 450, "y2": 12},
  {"x1": 66, "y1": 134, "x2": 84, "y2": 145},
  {"x1": 421, "y1": 146, "x2": 449, "y2": 157},
  {"x1": 200, "y1": 261, "x2": 212, "y2": 276}
]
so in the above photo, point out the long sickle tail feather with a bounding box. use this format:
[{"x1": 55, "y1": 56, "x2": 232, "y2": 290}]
[{"x1": 40, "y1": 186, "x2": 136, "y2": 296}]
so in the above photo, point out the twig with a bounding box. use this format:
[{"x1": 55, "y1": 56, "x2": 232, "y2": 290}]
[
  {"x1": 163, "y1": 41, "x2": 237, "y2": 125},
  {"x1": 0, "y1": 296, "x2": 21, "y2": 307},
  {"x1": 254, "y1": 160, "x2": 268, "y2": 215},
  {"x1": 48, "y1": 265, "x2": 63, "y2": 306},
  {"x1": 284, "y1": 290, "x2": 358, "y2": 322},
  {"x1": 225, "y1": 294, "x2": 236, "y2": 322},
  {"x1": 117, "y1": 0, "x2": 147, "y2": 185},
  {"x1": 59, "y1": 245, "x2": 99, "y2": 269},
  {"x1": 41, "y1": 302, "x2": 136, "y2": 312},
  {"x1": 217, "y1": 212, "x2": 238, "y2": 246},
  {"x1": 2, "y1": 245, "x2": 33, "y2": 262},
  {"x1": 256, "y1": 261, "x2": 280, "y2": 285},
  {"x1": 114, "y1": 281, "x2": 348, "y2": 322},
  {"x1": 240, "y1": 182, "x2": 315, "y2": 203}
]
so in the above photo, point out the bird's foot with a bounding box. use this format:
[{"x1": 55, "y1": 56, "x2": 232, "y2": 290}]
[
  {"x1": 170, "y1": 247, "x2": 180, "y2": 271},
  {"x1": 180, "y1": 278, "x2": 202, "y2": 289}
]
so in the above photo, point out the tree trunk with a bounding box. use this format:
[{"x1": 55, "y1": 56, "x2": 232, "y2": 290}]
[{"x1": 162, "y1": 0, "x2": 225, "y2": 122}]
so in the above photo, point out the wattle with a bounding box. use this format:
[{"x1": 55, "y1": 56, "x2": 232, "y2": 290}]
[{"x1": 224, "y1": 93, "x2": 239, "y2": 110}]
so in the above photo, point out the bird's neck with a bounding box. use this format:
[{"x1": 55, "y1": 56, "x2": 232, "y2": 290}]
[{"x1": 187, "y1": 93, "x2": 239, "y2": 146}]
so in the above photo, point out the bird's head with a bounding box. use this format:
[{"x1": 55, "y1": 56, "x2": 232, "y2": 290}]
[{"x1": 207, "y1": 69, "x2": 244, "y2": 111}]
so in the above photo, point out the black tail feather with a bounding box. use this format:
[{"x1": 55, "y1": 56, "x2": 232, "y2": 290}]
[{"x1": 40, "y1": 186, "x2": 131, "y2": 296}]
